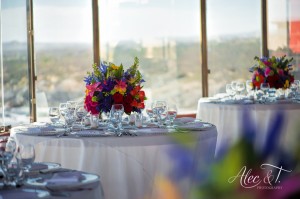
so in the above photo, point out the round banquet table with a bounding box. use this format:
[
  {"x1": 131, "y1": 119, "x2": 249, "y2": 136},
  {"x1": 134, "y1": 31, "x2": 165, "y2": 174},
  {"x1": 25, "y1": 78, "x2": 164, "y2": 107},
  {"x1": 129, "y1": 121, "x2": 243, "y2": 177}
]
[
  {"x1": 10, "y1": 123, "x2": 217, "y2": 199},
  {"x1": 196, "y1": 98, "x2": 300, "y2": 157}
]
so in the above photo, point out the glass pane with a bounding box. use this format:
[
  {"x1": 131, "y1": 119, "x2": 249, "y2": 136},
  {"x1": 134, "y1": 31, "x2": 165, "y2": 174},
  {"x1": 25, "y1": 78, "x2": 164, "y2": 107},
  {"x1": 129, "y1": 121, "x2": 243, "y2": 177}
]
[
  {"x1": 207, "y1": 0, "x2": 262, "y2": 96},
  {"x1": 1, "y1": 0, "x2": 30, "y2": 126},
  {"x1": 99, "y1": 0, "x2": 202, "y2": 113},
  {"x1": 33, "y1": 0, "x2": 93, "y2": 122},
  {"x1": 268, "y1": 0, "x2": 300, "y2": 79}
]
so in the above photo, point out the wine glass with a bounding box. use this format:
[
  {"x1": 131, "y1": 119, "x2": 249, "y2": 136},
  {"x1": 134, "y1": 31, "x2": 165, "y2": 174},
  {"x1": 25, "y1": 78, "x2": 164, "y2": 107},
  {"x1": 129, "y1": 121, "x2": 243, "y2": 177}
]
[
  {"x1": 231, "y1": 81, "x2": 238, "y2": 99},
  {"x1": 236, "y1": 82, "x2": 245, "y2": 99},
  {"x1": 110, "y1": 104, "x2": 124, "y2": 135},
  {"x1": 75, "y1": 104, "x2": 88, "y2": 128},
  {"x1": 226, "y1": 84, "x2": 235, "y2": 100},
  {"x1": 260, "y1": 83, "x2": 270, "y2": 103},
  {"x1": 59, "y1": 102, "x2": 75, "y2": 131},
  {"x1": 153, "y1": 100, "x2": 168, "y2": 128},
  {"x1": 167, "y1": 104, "x2": 177, "y2": 128},
  {"x1": 145, "y1": 102, "x2": 154, "y2": 123},
  {"x1": 49, "y1": 107, "x2": 60, "y2": 125},
  {"x1": 18, "y1": 144, "x2": 35, "y2": 172}
]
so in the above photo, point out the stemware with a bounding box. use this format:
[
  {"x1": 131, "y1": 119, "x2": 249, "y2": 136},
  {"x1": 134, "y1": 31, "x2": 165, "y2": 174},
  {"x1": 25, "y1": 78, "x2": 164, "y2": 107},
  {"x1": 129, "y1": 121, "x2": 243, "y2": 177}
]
[
  {"x1": 153, "y1": 100, "x2": 168, "y2": 128},
  {"x1": 236, "y1": 82, "x2": 245, "y2": 99},
  {"x1": 18, "y1": 144, "x2": 35, "y2": 172},
  {"x1": 49, "y1": 107, "x2": 60, "y2": 125},
  {"x1": 59, "y1": 102, "x2": 75, "y2": 131},
  {"x1": 260, "y1": 83, "x2": 270, "y2": 103},
  {"x1": 231, "y1": 81, "x2": 238, "y2": 99},
  {"x1": 145, "y1": 102, "x2": 155, "y2": 123},
  {"x1": 74, "y1": 104, "x2": 88, "y2": 127},
  {"x1": 167, "y1": 104, "x2": 177, "y2": 128},
  {"x1": 110, "y1": 104, "x2": 124, "y2": 135},
  {"x1": 226, "y1": 84, "x2": 235, "y2": 100}
]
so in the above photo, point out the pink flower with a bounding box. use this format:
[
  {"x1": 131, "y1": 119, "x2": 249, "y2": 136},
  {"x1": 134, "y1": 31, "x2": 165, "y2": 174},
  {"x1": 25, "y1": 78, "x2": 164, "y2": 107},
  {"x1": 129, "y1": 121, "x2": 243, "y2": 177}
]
[
  {"x1": 86, "y1": 82, "x2": 102, "y2": 97},
  {"x1": 113, "y1": 80, "x2": 127, "y2": 95},
  {"x1": 264, "y1": 67, "x2": 272, "y2": 77},
  {"x1": 84, "y1": 95, "x2": 99, "y2": 115},
  {"x1": 278, "y1": 69, "x2": 284, "y2": 76}
]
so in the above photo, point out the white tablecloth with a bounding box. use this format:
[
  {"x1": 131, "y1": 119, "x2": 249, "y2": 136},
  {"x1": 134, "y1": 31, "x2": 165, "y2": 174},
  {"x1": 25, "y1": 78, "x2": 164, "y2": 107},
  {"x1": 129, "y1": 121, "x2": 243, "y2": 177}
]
[
  {"x1": 0, "y1": 170, "x2": 102, "y2": 199},
  {"x1": 196, "y1": 98, "x2": 300, "y2": 157},
  {"x1": 10, "y1": 125, "x2": 217, "y2": 199}
]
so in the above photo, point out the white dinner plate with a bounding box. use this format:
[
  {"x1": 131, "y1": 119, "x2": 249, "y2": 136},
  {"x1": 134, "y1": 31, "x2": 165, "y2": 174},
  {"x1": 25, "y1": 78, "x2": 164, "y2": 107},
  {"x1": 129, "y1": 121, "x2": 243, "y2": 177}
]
[
  {"x1": 71, "y1": 130, "x2": 115, "y2": 137},
  {"x1": 25, "y1": 171, "x2": 100, "y2": 191}
]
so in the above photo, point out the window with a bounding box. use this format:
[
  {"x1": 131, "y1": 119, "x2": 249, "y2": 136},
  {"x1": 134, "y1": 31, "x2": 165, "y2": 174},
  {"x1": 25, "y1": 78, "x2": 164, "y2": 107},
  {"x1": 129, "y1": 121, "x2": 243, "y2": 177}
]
[
  {"x1": 206, "y1": 0, "x2": 262, "y2": 95},
  {"x1": 0, "y1": 0, "x2": 29, "y2": 126},
  {"x1": 99, "y1": 0, "x2": 202, "y2": 113},
  {"x1": 268, "y1": 0, "x2": 300, "y2": 79},
  {"x1": 33, "y1": 0, "x2": 93, "y2": 122}
]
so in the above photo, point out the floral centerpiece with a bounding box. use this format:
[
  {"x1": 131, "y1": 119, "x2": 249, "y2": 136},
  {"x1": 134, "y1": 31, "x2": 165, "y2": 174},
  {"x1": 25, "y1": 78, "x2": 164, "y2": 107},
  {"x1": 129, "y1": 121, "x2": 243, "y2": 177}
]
[
  {"x1": 84, "y1": 57, "x2": 146, "y2": 115},
  {"x1": 250, "y1": 55, "x2": 294, "y2": 89}
]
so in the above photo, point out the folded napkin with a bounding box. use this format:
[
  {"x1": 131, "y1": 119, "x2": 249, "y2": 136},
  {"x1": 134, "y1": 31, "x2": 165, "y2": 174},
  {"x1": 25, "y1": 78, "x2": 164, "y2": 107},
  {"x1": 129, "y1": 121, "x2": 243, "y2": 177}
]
[
  {"x1": 177, "y1": 122, "x2": 207, "y2": 131},
  {"x1": 46, "y1": 171, "x2": 84, "y2": 185},
  {"x1": 71, "y1": 130, "x2": 115, "y2": 137},
  {"x1": 174, "y1": 117, "x2": 196, "y2": 124},
  {"x1": 30, "y1": 162, "x2": 49, "y2": 171},
  {"x1": 130, "y1": 128, "x2": 175, "y2": 135}
]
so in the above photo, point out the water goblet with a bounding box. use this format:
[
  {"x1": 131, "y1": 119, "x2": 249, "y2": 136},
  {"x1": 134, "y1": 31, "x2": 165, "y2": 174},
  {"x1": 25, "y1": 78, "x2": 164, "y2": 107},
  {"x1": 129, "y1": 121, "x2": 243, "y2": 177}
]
[
  {"x1": 134, "y1": 113, "x2": 143, "y2": 128},
  {"x1": 167, "y1": 104, "x2": 177, "y2": 128},
  {"x1": 153, "y1": 100, "x2": 168, "y2": 128},
  {"x1": 226, "y1": 84, "x2": 235, "y2": 100},
  {"x1": 145, "y1": 102, "x2": 155, "y2": 123},
  {"x1": 260, "y1": 83, "x2": 270, "y2": 103},
  {"x1": 75, "y1": 104, "x2": 88, "y2": 127},
  {"x1": 49, "y1": 107, "x2": 60, "y2": 125},
  {"x1": 19, "y1": 144, "x2": 35, "y2": 170},
  {"x1": 236, "y1": 82, "x2": 245, "y2": 99},
  {"x1": 231, "y1": 81, "x2": 238, "y2": 99},
  {"x1": 110, "y1": 104, "x2": 124, "y2": 135}
]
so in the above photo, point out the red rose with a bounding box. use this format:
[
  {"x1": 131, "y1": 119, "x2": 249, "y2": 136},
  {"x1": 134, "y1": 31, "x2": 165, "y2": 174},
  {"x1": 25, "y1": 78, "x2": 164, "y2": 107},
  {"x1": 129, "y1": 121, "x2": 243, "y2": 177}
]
[
  {"x1": 113, "y1": 92, "x2": 123, "y2": 104},
  {"x1": 124, "y1": 103, "x2": 133, "y2": 114},
  {"x1": 267, "y1": 74, "x2": 279, "y2": 88},
  {"x1": 138, "y1": 91, "x2": 145, "y2": 101},
  {"x1": 124, "y1": 95, "x2": 133, "y2": 104}
]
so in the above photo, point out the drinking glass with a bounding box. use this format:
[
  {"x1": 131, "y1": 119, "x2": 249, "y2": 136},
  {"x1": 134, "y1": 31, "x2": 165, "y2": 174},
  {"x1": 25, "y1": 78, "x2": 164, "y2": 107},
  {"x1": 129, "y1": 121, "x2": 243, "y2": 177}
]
[
  {"x1": 49, "y1": 107, "x2": 60, "y2": 125},
  {"x1": 226, "y1": 84, "x2": 235, "y2": 99},
  {"x1": 167, "y1": 104, "x2": 177, "y2": 128},
  {"x1": 290, "y1": 83, "x2": 298, "y2": 100},
  {"x1": 231, "y1": 81, "x2": 238, "y2": 99},
  {"x1": 145, "y1": 102, "x2": 155, "y2": 123},
  {"x1": 236, "y1": 82, "x2": 245, "y2": 99},
  {"x1": 110, "y1": 104, "x2": 124, "y2": 135},
  {"x1": 260, "y1": 83, "x2": 270, "y2": 103},
  {"x1": 153, "y1": 100, "x2": 168, "y2": 128},
  {"x1": 134, "y1": 113, "x2": 143, "y2": 128},
  {"x1": 18, "y1": 144, "x2": 35, "y2": 172},
  {"x1": 90, "y1": 114, "x2": 99, "y2": 129},
  {"x1": 59, "y1": 102, "x2": 75, "y2": 131},
  {"x1": 75, "y1": 104, "x2": 88, "y2": 127}
]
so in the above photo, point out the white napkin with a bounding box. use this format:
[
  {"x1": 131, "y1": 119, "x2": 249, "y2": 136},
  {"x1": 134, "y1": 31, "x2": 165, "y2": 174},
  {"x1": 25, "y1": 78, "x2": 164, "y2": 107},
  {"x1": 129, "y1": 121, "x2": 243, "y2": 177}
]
[
  {"x1": 174, "y1": 117, "x2": 195, "y2": 124},
  {"x1": 177, "y1": 122, "x2": 207, "y2": 131},
  {"x1": 46, "y1": 172, "x2": 82, "y2": 185},
  {"x1": 130, "y1": 128, "x2": 175, "y2": 135}
]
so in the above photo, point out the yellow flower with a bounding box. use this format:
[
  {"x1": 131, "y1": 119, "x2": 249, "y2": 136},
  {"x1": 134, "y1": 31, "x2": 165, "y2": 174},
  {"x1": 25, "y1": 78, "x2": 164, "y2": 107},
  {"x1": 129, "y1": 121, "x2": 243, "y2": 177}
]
[
  {"x1": 111, "y1": 64, "x2": 119, "y2": 70},
  {"x1": 129, "y1": 77, "x2": 136, "y2": 84},
  {"x1": 284, "y1": 80, "x2": 289, "y2": 88}
]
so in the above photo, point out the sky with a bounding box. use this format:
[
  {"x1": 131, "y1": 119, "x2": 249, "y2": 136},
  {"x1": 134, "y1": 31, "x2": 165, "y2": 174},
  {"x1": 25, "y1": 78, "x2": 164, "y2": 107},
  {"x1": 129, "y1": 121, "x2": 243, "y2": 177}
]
[{"x1": 0, "y1": 0, "x2": 296, "y2": 43}]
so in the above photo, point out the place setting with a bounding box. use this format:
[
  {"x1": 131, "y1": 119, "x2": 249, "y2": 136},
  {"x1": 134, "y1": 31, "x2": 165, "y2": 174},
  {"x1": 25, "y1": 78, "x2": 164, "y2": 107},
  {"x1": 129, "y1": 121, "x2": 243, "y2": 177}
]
[{"x1": 0, "y1": 137, "x2": 101, "y2": 198}]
